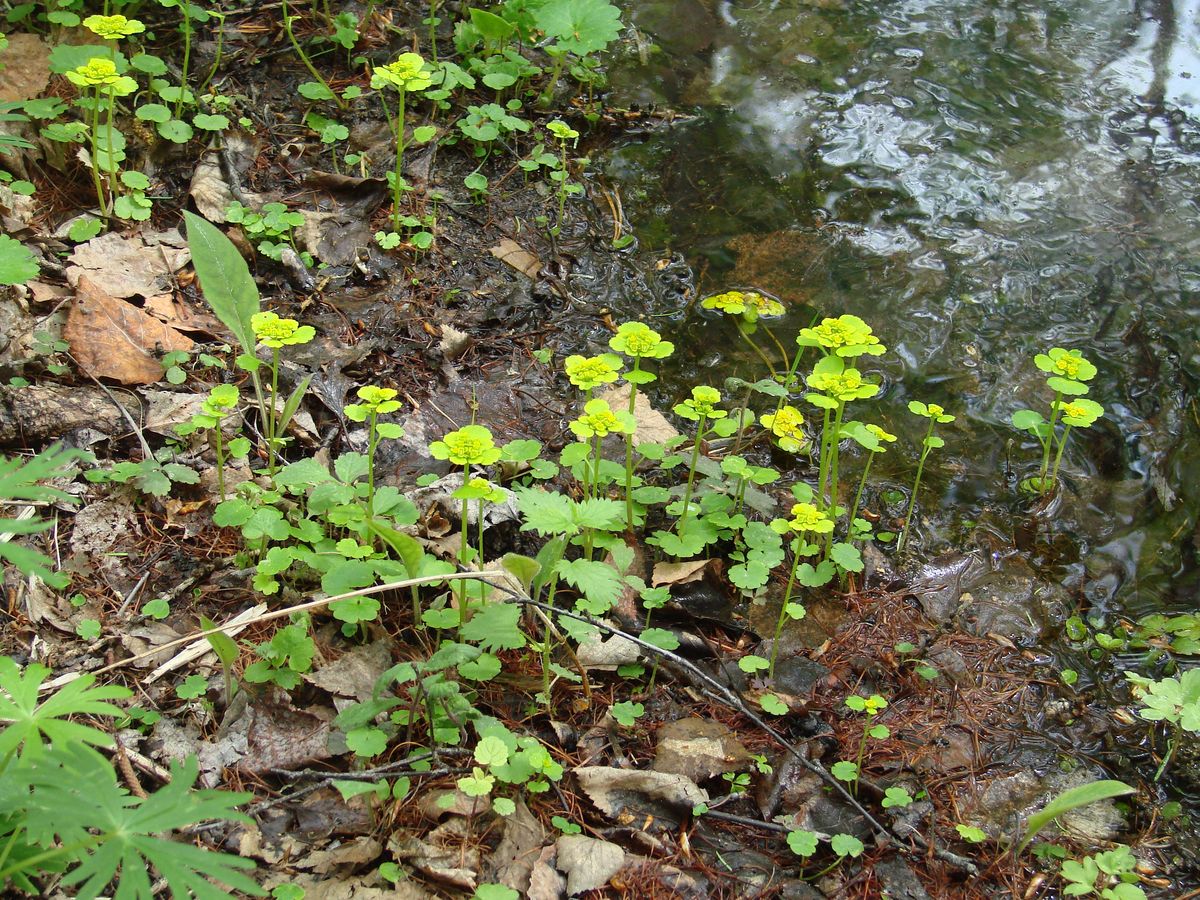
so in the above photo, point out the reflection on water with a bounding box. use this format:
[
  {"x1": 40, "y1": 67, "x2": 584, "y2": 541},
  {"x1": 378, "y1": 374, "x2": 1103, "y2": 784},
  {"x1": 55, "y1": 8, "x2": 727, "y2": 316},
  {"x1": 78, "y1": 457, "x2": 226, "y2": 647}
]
[{"x1": 605, "y1": 0, "x2": 1200, "y2": 619}]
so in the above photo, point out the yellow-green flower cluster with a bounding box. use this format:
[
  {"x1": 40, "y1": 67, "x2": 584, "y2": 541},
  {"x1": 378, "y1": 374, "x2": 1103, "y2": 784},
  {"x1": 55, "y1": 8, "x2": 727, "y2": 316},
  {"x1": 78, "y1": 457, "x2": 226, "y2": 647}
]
[
  {"x1": 760, "y1": 405, "x2": 806, "y2": 453},
  {"x1": 564, "y1": 353, "x2": 622, "y2": 391},
  {"x1": 609, "y1": 321, "x2": 673, "y2": 359},
  {"x1": 1034, "y1": 347, "x2": 1098, "y2": 395},
  {"x1": 430, "y1": 424, "x2": 502, "y2": 466},
  {"x1": 547, "y1": 119, "x2": 579, "y2": 141},
  {"x1": 864, "y1": 423, "x2": 897, "y2": 451},
  {"x1": 807, "y1": 366, "x2": 877, "y2": 402},
  {"x1": 673, "y1": 385, "x2": 726, "y2": 422},
  {"x1": 344, "y1": 385, "x2": 402, "y2": 421},
  {"x1": 1053, "y1": 397, "x2": 1104, "y2": 427},
  {"x1": 66, "y1": 58, "x2": 138, "y2": 95},
  {"x1": 908, "y1": 400, "x2": 955, "y2": 424},
  {"x1": 785, "y1": 502, "x2": 834, "y2": 534},
  {"x1": 251, "y1": 311, "x2": 316, "y2": 348},
  {"x1": 83, "y1": 14, "x2": 145, "y2": 39},
  {"x1": 371, "y1": 52, "x2": 432, "y2": 91},
  {"x1": 797, "y1": 314, "x2": 885, "y2": 358},
  {"x1": 702, "y1": 289, "x2": 785, "y2": 320},
  {"x1": 569, "y1": 398, "x2": 636, "y2": 440}
]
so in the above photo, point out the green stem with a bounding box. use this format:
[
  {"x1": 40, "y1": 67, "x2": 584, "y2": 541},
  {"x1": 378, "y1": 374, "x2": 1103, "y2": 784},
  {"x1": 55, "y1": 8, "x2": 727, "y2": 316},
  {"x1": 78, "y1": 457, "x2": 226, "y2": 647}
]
[
  {"x1": 761, "y1": 322, "x2": 791, "y2": 373},
  {"x1": 1155, "y1": 735, "x2": 1177, "y2": 781},
  {"x1": 427, "y1": 0, "x2": 438, "y2": 61},
  {"x1": 847, "y1": 452, "x2": 875, "y2": 543},
  {"x1": 457, "y1": 463, "x2": 470, "y2": 630},
  {"x1": 816, "y1": 407, "x2": 832, "y2": 509},
  {"x1": 623, "y1": 362, "x2": 640, "y2": 533},
  {"x1": 676, "y1": 416, "x2": 708, "y2": 545},
  {"x1": 282, "y1": 0, "x2": 346, "y2": 110},
  {"x1": 541, "y1": 574, "x2": 560, "y2": 706},
  {"x1": 897, "y1": 419, "x2": 936, "y2": 554},
  {"x1": 1038, "y1": 390, "x2": 1063, "y2": 493},
  {"x1": 1048, "y1": 423, "x2": 1073, "y2": 491},
  {"x1": 214, "y1": 422, "x2": 226, "y2": 502},
  {"x1": 89, "y1": 88, "x2": 108, "y2": 216},
  {"x1": 267, "y1": 347, "x2": 280, "y2": 474},
  {"x1": 176, "y1": 0, "x2": 192, "y2": 119},
  {"x1": 769, "y1": 541, "x2": 802, "y2": 679},
  {"x1": 105, "y1": 85, "x2": 117, "y2": 202},
  {"x1": 365, "y1": 412, "x2": 377, "y2": 519},
  {"x1": 391, "y1": 88, "x2": 407, "y2": 230},
  {"x1": 735, "y1": 320, "x2": 778, "y2": 377},
  {"x1": 198, "y1": 14, "x2": 225, "y2": 95},
  {"x1": 555, "y1": 137, "x2": 568, "y2": 232},
  {"x1": 824, "y1": 401, "x2": 846, "y2": 558}
]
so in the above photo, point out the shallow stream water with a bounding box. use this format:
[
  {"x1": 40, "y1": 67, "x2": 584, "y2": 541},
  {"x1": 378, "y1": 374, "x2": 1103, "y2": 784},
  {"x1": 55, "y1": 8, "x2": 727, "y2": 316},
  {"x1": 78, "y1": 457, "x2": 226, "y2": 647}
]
[{"x1": 601, "y1": 0, "x2": 1200, "y2": 628}]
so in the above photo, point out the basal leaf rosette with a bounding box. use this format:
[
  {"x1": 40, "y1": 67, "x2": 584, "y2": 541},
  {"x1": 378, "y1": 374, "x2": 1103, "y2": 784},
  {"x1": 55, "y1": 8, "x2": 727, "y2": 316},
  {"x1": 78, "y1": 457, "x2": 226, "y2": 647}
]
[
  {"x1": 569, "y1": 398, "x2": 636, "y2": 439},
  {"x1": 797, "y1": 314, "x2": 885, "y2": 358},
  {"x1": 83, "y1": 13, "x2": 145, "y2": 39},
  {"x1": 1035, "y1": 347, "x2": 1097, "y2": 395},
  {"x1": 371, "y1": 52, "x2": 433, "y2": 92},
  {"x1": 430, "y1": 424, "x2": 502, "y2": 466},
  {"x1": 673, "y1": 385, "x2": 727, "y2": 421},
  {"x1": 760, "y1": 405, "x2": 807, "y2": 453},
  {"x1": 251, "y1": 311, "x2": 315, "y2": 348},
  {"x1": 1052, "y1": 397, "x2": 1104, "y2": 428},
  {"x1": 564, "y1": 353, "x2": 622, "y2": 391},
  {"x1": 66, "y1": 58, "x2": 138, "y2": 95},
  {"x1": 344, "y1": 385, "x2": 402, "y2": 420}
]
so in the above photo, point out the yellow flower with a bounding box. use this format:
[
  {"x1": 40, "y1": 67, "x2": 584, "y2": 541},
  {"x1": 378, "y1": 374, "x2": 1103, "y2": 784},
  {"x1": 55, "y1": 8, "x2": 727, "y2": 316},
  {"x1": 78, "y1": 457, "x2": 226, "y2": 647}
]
[
  {"x1": 797, "y1": 314, "x2": 885, "y2": 357},
  {"x1": 674, "y1": 385, "x2": 727, "y2": 421},
  {"x1": 564, "y1": 354, "x2": 622, "y2": 391},
  {"x1": 66, "y1": 58, "x2": 131, "y2": 90},
  {"x1": 251, "y1": 311, "x2": 316, "y2": 348},
  {"x1": 808, "y1": 367, "x2": 866, "y2": 401},
  {"x1": 786, "y1": 502, "x2": 834, "y2": 534},
  {"x1": 371, "y1": 52, "x2": 433, "y2": 91},
  {"x1": 701, "y1": 290, "x2": 747, "y2": 315},
  {"x1": 83, "y1": 14, "x2": 145, "y2": 39},
  {"x1": 429, "y1": 424, "x2": 501, "y2": 466},
  {"x1": 609, "y1": 321, "x2": 673, "y2": 359},
  {"x1": 760, "y1": 405, "x2": 806, "y2": 452},
  {"x1": 569, "y1": 398, "x2": 636, "y2": 439},
  {"x1": 745, "y1": 291, "x2": 784, "y2": 317},
  {"x1": 865, "y1": 423, "x2": 897, "y2": 451}
]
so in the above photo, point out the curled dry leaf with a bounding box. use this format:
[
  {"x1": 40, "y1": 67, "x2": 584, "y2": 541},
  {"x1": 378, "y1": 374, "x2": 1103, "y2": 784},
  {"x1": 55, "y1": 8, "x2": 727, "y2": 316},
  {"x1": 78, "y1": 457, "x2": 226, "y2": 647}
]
[{"x1": 65, "y1": 276, "x2": 193, "y2": 384}]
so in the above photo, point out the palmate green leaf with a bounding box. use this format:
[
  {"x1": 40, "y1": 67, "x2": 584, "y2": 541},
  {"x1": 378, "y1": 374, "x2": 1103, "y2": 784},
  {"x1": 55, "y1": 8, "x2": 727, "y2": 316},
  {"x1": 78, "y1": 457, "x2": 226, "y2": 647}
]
[
  {"x1": 461, "y1": 602, "x2": 525, "y2": 651},
  {"x1": 183, "y1": 210, "x2": 260, "y2": 355},
  {"x1": 556, "y1": 558, "x2": 622, "y2": 615},
  {"x1": 535, "y1": 0, "x2": 622, "y2": 55},
  {"x1": 0, "y1": 658, "x2": 130, "y2": 759},
  {"x1": 49, "y1": 753, "x2": 263, "y2": 899},
  {"x1": 0, "y1": 233, "x2": 39, "y2": 286}
]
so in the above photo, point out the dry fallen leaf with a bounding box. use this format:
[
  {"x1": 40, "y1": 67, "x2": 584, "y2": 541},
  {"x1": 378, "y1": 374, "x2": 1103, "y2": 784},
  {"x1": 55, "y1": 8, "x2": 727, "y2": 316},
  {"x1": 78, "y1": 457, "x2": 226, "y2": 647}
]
[
  {"x1": 65, "y1": 276, "x2": 193, "y2": 384},
  {"x1": 489, "y1": 238, "x2": 540, "y2": 279},
  {"x1": 652, "y1": 558, "x2": 711, "y2": 587},
  {"x1": 556, "y1": 834, "x2": 626, "y2": 896},
  {"x1": 0, "y1": 33, "x2": 51, "y2": 103},
  {"x1": 143, "y1": 292, "x2": 224, "y2": 336},
  {"x1": 573, "y1": 766, "x2": 708, "y2": 821},
  {"x1": 66, "y1": 231, "x2": 190, "y2": 299}
]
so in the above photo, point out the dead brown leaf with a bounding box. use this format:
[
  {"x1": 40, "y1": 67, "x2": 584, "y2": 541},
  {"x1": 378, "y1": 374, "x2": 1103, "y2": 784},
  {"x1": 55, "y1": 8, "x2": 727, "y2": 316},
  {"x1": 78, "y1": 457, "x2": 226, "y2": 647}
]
[
  {"x1": 143, "y1": 292, "x2": 224, "y2": 336},
  {"x1": 489, "y1": 238, "x2": 540, "y2": 278},
  {"x1": 303, "y1": 639, "x2": 393, "y2": 702},
  {"x1": 65, "y1": 277, "x2": 193, "y2": 384},
  {"x1": 556, "y1": 834, "x2": 626, "y2": 896},
  {"x1": 652, "y1": 559, "x2": 711, "y2": 587},
  {"x1": 66, "y1": 231, "x2": 190, "y2": 299},
  {"x1": 238, "y1": 701, "x2": 336, "y2": 773}
]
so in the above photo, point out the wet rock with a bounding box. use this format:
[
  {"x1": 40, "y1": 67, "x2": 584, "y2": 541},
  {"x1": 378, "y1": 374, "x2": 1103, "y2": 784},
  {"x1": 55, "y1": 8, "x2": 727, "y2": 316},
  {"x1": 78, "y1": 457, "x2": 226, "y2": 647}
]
[
  {"x1": 652, "y1": 718, "x2": 752, "y2": 783},
  {"x1": 905, "y1": 551, "x2": 990, "y2": 624},
  {"x1": 772, "y1": 656, "x2": 831, "y2": 697},
  {"x1": 923, "y1": 642, "x2": 974, "y2": 688},
  {"x1": 953, "y1": 556, "x2": 1069, "y2": 646},
  {"x1": 961, "y1": 766, "x2": 1126, "y2": 844},
  {"x1": 874, "y1": 856, "x2": 931, "y2": 900}
]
